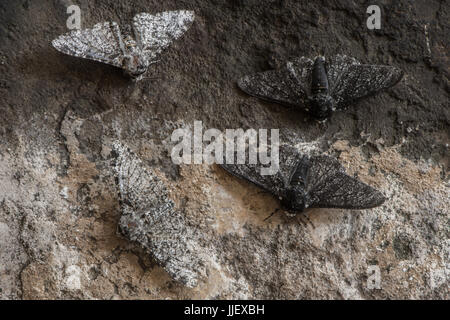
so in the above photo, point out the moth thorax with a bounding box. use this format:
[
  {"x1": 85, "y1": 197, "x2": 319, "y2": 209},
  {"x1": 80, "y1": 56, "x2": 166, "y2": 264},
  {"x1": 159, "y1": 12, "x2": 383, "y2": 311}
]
[
  {"x1": 282, "y1": 188, "x2": 307, "y2": 212},
  {"x1": 123, "y1": 53, "x2": 148, "y2": 78},
  {"x1": 123, "y1": 35, "x2": 137, "y2": 50}
]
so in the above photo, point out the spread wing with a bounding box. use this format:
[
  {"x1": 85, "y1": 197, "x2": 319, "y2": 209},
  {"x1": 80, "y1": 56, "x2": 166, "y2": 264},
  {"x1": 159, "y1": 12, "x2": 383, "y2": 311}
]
[
  {"x1": 301, "y1": 155, "x2": 386, "y2": 209},
  {"x1": 112, "y1": 141, "x2": 203, "y2": 288},
  {"x1": 237, "y1": 57, "x2": 314, "y2": 108},
  {"x1": 327, "y1": 55, "x2": 403, "y2": 109},
  {"x1": 132, "y1": 10, "x2": 195, "y2": 61},
  {"x1": 219, "y1": 143, "x2": 303, "y2": 198},
  {"x1": 52, "y1": 21, "x2": 124, "y2": 68},
  {"x1": 220, "y1": 161, "x2": 287, "y2": 198}
]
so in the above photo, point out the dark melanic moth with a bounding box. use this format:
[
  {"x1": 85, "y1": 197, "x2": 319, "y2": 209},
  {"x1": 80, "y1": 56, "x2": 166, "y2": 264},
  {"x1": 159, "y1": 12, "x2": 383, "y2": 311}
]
[
  {"x1": 238, "y1": 55, "x2": 404, "y2": 120},
  {"x1": 220, "y1": 144, "x2": 386, "y2": 214},
  {"x1": 52, "y1": 10, "x2": 195, "y2": 80}
]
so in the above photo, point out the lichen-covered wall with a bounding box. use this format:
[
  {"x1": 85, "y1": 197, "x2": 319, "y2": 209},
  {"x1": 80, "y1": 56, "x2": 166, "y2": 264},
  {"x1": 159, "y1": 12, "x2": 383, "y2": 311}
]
[{"x1": 0, "y1": 0, "x2": 448, "y2": 299}]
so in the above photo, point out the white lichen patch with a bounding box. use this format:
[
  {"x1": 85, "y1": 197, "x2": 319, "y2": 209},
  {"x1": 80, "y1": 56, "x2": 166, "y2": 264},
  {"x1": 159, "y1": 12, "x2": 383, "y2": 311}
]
[{"x1": 64, "y1": 265, "x2": 82, "y2": 291}]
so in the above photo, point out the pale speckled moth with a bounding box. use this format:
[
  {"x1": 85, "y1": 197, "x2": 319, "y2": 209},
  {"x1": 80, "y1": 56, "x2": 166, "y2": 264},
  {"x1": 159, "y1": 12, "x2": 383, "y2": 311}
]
[
  {"x1": 112, "y1": 141, "x2": 205, "y2": 288},
  {"x1": 52, "y1": 10, "x2": 195, "y2": 80}
]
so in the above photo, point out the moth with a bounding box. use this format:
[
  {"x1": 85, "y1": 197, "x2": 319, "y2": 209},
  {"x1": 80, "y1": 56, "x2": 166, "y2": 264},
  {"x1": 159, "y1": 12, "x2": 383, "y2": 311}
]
[
  {"x1": 220, "y1": 144, "x2": 385, "y2": 214},
  {"x1": 112, "y1": 141, "x2": 204, "y2": 288},
  {"x1": 237, "y1": 55, "x2": 403, "y2": 120},
  {"x1": 52, "y1": 10, "x2": 195, "y2": 80}
]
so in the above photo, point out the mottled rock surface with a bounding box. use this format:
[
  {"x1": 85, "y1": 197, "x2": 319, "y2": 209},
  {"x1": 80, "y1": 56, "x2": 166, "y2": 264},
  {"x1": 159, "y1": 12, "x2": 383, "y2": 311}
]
[{"x1": 0, "y1": 0, "x2": 448, "y2": 299}]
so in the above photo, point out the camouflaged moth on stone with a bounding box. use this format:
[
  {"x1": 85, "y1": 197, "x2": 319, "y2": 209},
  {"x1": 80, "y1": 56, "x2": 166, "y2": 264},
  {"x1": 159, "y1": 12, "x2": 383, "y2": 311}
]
[
  {"x1": 220, "y1": 144, "x2": 385, "y2": 214},
  {"x1": 238, "y1": 55, "x2": 403, "y2": 120},
  {"x1": 112, "y1": 141, "x2": 205, "y2": 288},
  {"x1": 52, "y1": 10, "x2": 195, "y2": 80}
]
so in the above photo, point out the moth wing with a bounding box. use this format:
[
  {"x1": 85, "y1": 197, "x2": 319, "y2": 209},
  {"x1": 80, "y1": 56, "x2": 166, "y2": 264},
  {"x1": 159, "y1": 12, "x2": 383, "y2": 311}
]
[
  {"x1": 112, "y1": 141, "x2": 203, "y2": 288},
  {"x1": 237, "y1": 57, "x2": 313, "y2": 108},
  {"x1": 327, "y1": 55, "x2": 403, "y2": 109},
  {"x1": 132, "y1": 11, "x2": 195, "y2": 61},
  {"x1": 220, "y1": 143, "x2": 302, "y2": 198},
  {"x1": 113, "y1": 142, "x2": 172, "y2": 213},
  {"x1": 302, "y1": 155, "x2": 386, "y2": 209},
  {"x1": 286, "y1": 56, "x2": 315, "y2": 95},
  {"x1": 220, "y1": 162, "x2": 286, "y2": 197},
  {"x1": 326, "y1": 54, "x2": 361, "y2": 90},
  {"x1": 52, "y1": 21, "x2": 124, "y2": 68}
]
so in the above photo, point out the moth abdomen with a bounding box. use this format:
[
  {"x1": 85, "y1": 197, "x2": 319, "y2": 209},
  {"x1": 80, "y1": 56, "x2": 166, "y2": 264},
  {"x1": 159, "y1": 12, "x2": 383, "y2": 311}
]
[{"x1": 311, "y1": 56, "x2": 329, "y2": 94}]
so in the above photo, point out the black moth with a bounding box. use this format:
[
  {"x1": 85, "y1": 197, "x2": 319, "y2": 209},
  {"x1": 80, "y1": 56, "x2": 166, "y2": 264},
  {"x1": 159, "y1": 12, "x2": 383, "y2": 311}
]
[
  {"x1": 238, "y1": 55, "x2": 403, "y2": 120},
  {"x1": 220, "y1": 145, "x2": 385, "y2": 214}
]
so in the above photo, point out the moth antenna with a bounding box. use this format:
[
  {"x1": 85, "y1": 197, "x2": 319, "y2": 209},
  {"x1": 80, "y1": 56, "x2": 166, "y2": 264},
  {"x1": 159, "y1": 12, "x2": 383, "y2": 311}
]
[
  {"x1": 263, "y1": 208, "x2": 281, "y2": 222},
  {"x1": 300, "y1": 211, "x2": 316, "y2": 229},
  {"x1": 296, "y1": 216, "x2": 308, "y2": 228},
  {"x1": 141, "y1": 76, "x2": 161, "y2": 81}
]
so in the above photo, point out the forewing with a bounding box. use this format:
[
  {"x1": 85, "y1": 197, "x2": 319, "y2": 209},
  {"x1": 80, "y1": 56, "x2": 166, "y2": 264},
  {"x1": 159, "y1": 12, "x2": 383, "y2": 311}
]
[
  {"x1": 113, "y1": 141, "x2": 170, "y2": 212},
  {"x1": 326, "y1": 54, "x2": 361, "y2": 91},
  {"x1": 112, "y1": 141, "x2": 204, "y2": 288},
  {"x1": 286, "y1": 56, "x2": 314, "y2": 95},
  {"x1": 220, "y1": 143, "x2": 302, "y2": 198},
  {"x1": 220, "y1": 161, "x2": 286, "y2": 197},
  {"x1": 237, "y1": 57, "x2": 313, "y2": 108},
  {"x1": 132, "y1": 10, "x2": 195, "y2": 60},
  {"x1": 52, "y1": 22, "x2": 124, "y2": 68},
  {"x1": 304, "y1": 155, "x2": 386, "y2": 209},
  {"x1": 327, "y1": 55, "x2": 403, "y2": 108}
]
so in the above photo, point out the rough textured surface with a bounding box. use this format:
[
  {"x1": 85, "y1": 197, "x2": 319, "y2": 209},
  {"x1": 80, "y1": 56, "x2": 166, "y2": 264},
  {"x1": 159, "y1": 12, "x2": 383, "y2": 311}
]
[{"x1": 0, "y1": 0, "x2": 448, "y2": 299}]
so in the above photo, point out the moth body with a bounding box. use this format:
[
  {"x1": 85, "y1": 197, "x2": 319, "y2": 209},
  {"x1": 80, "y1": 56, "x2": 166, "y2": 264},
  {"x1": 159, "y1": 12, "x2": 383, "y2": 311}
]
[
  {"x1": 118, "y1": 29, "x2": 150, "y2": 79},
  {"x1": 311, "y1": 56, "x2": 329, "y2": 93},
  {"x1": 308, "y1": 56, "x2": 335, "y2": 120}
]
